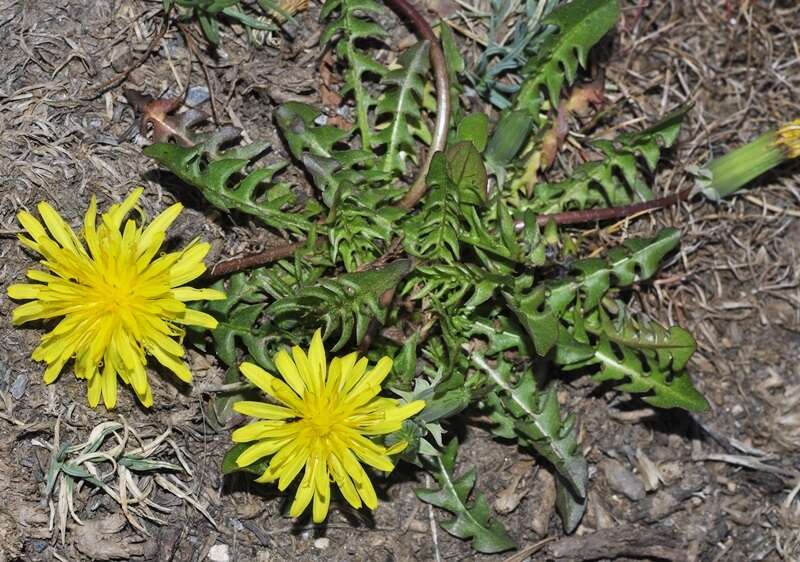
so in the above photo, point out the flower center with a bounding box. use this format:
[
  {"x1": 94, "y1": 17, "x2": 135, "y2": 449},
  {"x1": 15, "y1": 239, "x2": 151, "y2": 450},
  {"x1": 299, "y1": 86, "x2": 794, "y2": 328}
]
[
  {"x1": 302, "y1": 394, "x2": 347, "y2": 437},
  {"x1": 87, "y1": 275, "x2": 136, "y2": 313}
]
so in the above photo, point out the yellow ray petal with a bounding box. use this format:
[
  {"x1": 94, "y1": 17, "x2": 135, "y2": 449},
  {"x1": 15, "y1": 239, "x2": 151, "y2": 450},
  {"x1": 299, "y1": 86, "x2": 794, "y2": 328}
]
[
  {"x1": 37, "y1": 202, "x2": 81, "y2": 253},
  {"x1": 11, "y1": 300, "x2": 47, "y2": 325},
  {"x1": 325, "y1": 356, "x2": 343, "y2": 395},
  {"x1": 105, "y1": 188, "x2": 143, "y2": 231},
  {"x1": 139, "y1": 384, "x2": 154, "y2": 408},
  {"x1": 102, "y1": 361, "x2": 118, "y2": 409},
  {"x1": 169, "y1": 242, "x2": 210, "y2": 286},
  {"x1": 307, "y1": 329, "x2": 326, "y2": 392},
  {"x1": 43, "y1": 356, "x2": 69, "y2": 384},
  {"x1": 176, "y1": 309, "x2": 217, "y2": 329},
  {"x1": 274, "y1": 350, "x2": 306, "y2": 397},
  {"x1": 147, "y1": 343, "x2": 192, "y2": 384},
  {"x1": 358, "y1": 400, "x2": 426, "y2": 435},
  {"x1": 236, "y1": 438, "x2": 292, "y2": 467},
  {"x1": 346, "y1": 433, "x2": 394, "y2": 472},
  {"x1": 232, "y1": 422, "x2": 292, "y2": 443},
  {"x1": 130, "y1": 360, "x2": 149, "y2": 397},
  {"x1": 291, "y1": 345, "x2": 316, "y2": 394},
  {"x1": 338, "y1": 352, "x2": 359, "y2": 382},
  {"x1": 329, "y1": 452, "x2": 362, "y2": 509},
  {"x1": 239, "y1": 362, "x2": 304, "y2": 411},
  {"x1": 277, "y1": 449, "x2": 309, "y2": 491},
  {"x1": 7, "y1": 283, "x2": 41, "y2": 300},
  {"x1": 16, "y1": 210, "x2": 49, "y2": 245},
  {"x1": 339, "y1": 448, "x2": 377, "y2": 509},
  {"x1": 144, "y1": 328, "x2": 185, "y2": 359},
  {"x1": 312, "y1": 461, "x2": 331, "y2": 523},
  {"x1": 87, "y1": 370, "x2": 102, "y2": 408},
  {"x1": 172, "y1": 287, "x2": 226, "y2": 302},
  {"x1": 239, "y1": 362, "x2": 275, "y2": 395},
  {"x1": 348, "y1": 356, "x2": 393, "y2": 397},
  {"x1": 233, "y1": 401, "x2": 297, "y2": 421},
  {"x1": 340, "y1": 356, "x2": 369, "y2": 393},
  {"x1": 288, "y1": 464, "x2": 315, "y2": 517},
  {"x1": 263, "y1": 434, "x2": 309, "y2": 475},
  {"x1": 83, "y1": 196, "x2": 100, "y2": 258},
  {"x1": 137, "y1": 203, "x2": 182, "y2": 256},
  {"x1": 384, "y1": 440, "x2": 408, "y2": 456}
]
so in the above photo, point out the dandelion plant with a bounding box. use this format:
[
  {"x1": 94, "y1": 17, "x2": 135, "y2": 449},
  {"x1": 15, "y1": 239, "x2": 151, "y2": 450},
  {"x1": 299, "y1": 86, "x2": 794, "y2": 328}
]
[
  {"x1": 134, "y1": 0, "x2": 708, "y2": 543},
  {"x1": 25, "y1": 0, "x2": 800, "y2": 552}
]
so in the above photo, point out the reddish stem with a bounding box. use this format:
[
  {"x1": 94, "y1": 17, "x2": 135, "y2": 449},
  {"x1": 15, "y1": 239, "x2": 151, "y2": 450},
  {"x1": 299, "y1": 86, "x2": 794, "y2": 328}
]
[
  {"x1": 389, "y1": 0, "x2": 451, "y2": 209},
  {"x1": 207, "y1": 190, "x2": 694, "y2": 277},
  {"x1": 527, "y1": 189, "x2": 692, "y2": 228},
  {"x1": 206, "y1": 241, "x2": 305, "y2": 279}
]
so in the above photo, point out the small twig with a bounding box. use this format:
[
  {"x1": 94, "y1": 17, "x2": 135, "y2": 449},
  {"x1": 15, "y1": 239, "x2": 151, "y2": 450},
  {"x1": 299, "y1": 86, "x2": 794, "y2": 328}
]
[
  {"x1": 389, "y1": 0, "x2": 451, "y2": 210},
  {"x1": 82, "y1": 14, "x2": 170, "y2": 100},
  {"x1": 206, "y1": 240, "x2": 306, "y2": 279},
  {"x1": 426, "y1": 473, "x2": 442, "y2": 562},
  {"x1": 178, "y1": 23, "x2": 219, "y2": 125},
  {"x1": 607, "y1": 407, "x2": 657, "y2": 423},
  {"x1": 695, "y1": 453, "x2": 799, "y2": 479},
  {"x1": 542, "y1": 525, "x2": 688, "y2": 561},
  {"x1": 50, "y1": 549, "x2": 71, "y2": 562},
  {"x1": 197, "y1": 382, "x2": 254, "y2": 393},
  {"x1": 501, "y1": 537, "x2": 558, "y2": 562},
  {"x1": 0, "y1": 412, "x2": 25, "y2": 426},
  {"x1": 521, "y1": 188, "x2": 692, "y2": 229},
  {"x1": 743, "y1": 193, "x2": 800, "y2": 218}
]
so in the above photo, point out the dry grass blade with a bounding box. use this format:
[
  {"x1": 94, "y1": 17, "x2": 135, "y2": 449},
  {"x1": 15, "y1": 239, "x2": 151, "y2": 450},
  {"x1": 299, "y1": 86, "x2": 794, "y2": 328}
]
[
  {"x1": 155, "y1": 474, "x2": 218, "y2": 529},
  {"x1": 0, "y1": 391, "x2": 24, "y2": 426},
  {"x1": 33, "y1": 416, "x2": 213, "y2": 542},
  {"x1": 695, "y1": 453, "x2": 799, "y2": 480}
]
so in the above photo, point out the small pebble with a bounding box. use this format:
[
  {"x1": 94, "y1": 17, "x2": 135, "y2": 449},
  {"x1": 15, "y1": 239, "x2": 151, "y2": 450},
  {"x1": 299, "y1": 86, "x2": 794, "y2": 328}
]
[
  {"x1": 658, "y1": 461, "x2": 684, "y2": 485},
  {"x1": 0, "y1": 361, "x2": 9, "y2": 390},
  {"x1": 314, "y1": 538, "x2": 330, "y2": 550},
  {"x1": 10, "y1": 373, "x2": 27, "y2": 400},
  {"x1": 185, "y1": 86, "x2": 211, "y2": 108},
  {"x1": 208, "y1": 544, "x2": 230, "y2": 562},
  {"x1": 600, "y1": 458, "x2": 646, "y2": 501}
]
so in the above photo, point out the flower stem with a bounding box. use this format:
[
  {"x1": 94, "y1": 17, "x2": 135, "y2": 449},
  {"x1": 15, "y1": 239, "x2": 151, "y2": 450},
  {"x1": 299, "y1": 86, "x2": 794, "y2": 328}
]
[
  {"x1": 698, "y1": 118, "x2": 800, "y2": 201},
  {"x1": 390, "y1": 0, "x2": 451, "y2": 210}
]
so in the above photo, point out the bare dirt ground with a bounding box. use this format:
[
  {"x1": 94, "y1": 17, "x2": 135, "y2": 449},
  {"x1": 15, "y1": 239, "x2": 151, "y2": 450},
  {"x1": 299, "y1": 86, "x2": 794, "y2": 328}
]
[{"x1": 1, "y1": 1, "x2": 799, "y2": 561}]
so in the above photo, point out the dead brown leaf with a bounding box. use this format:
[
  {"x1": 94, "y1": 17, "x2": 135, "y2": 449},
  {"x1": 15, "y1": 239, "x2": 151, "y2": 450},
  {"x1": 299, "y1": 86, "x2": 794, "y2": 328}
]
[
  {"x1": 494, "y1": 460, "x2": 535, "y2": 514},
  {"x1": 123, "y1": 89, "x2": 209, "y2": 146},
  {"x1": 73, "y1": 513, "x2": 146, "y2": 560}
]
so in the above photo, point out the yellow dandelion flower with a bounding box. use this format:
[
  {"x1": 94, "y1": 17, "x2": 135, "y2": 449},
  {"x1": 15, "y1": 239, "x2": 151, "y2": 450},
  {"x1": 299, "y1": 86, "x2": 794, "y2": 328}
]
[
  {"x1": 776, "y1": 118, "x2": 800, "y2": 159},
  {"x1": 6, "y1": 188, "x2": 225, "y2": 409},
  {"x1": 232, "y1": 330, "x2": 425, "y2": 523}
]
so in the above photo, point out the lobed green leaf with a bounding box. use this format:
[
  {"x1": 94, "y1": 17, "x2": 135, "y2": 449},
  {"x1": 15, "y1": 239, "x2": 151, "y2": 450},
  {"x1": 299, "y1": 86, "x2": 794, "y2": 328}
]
[{"x1": 417, "y1": 439, "x2": 516, "y2": 553}]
